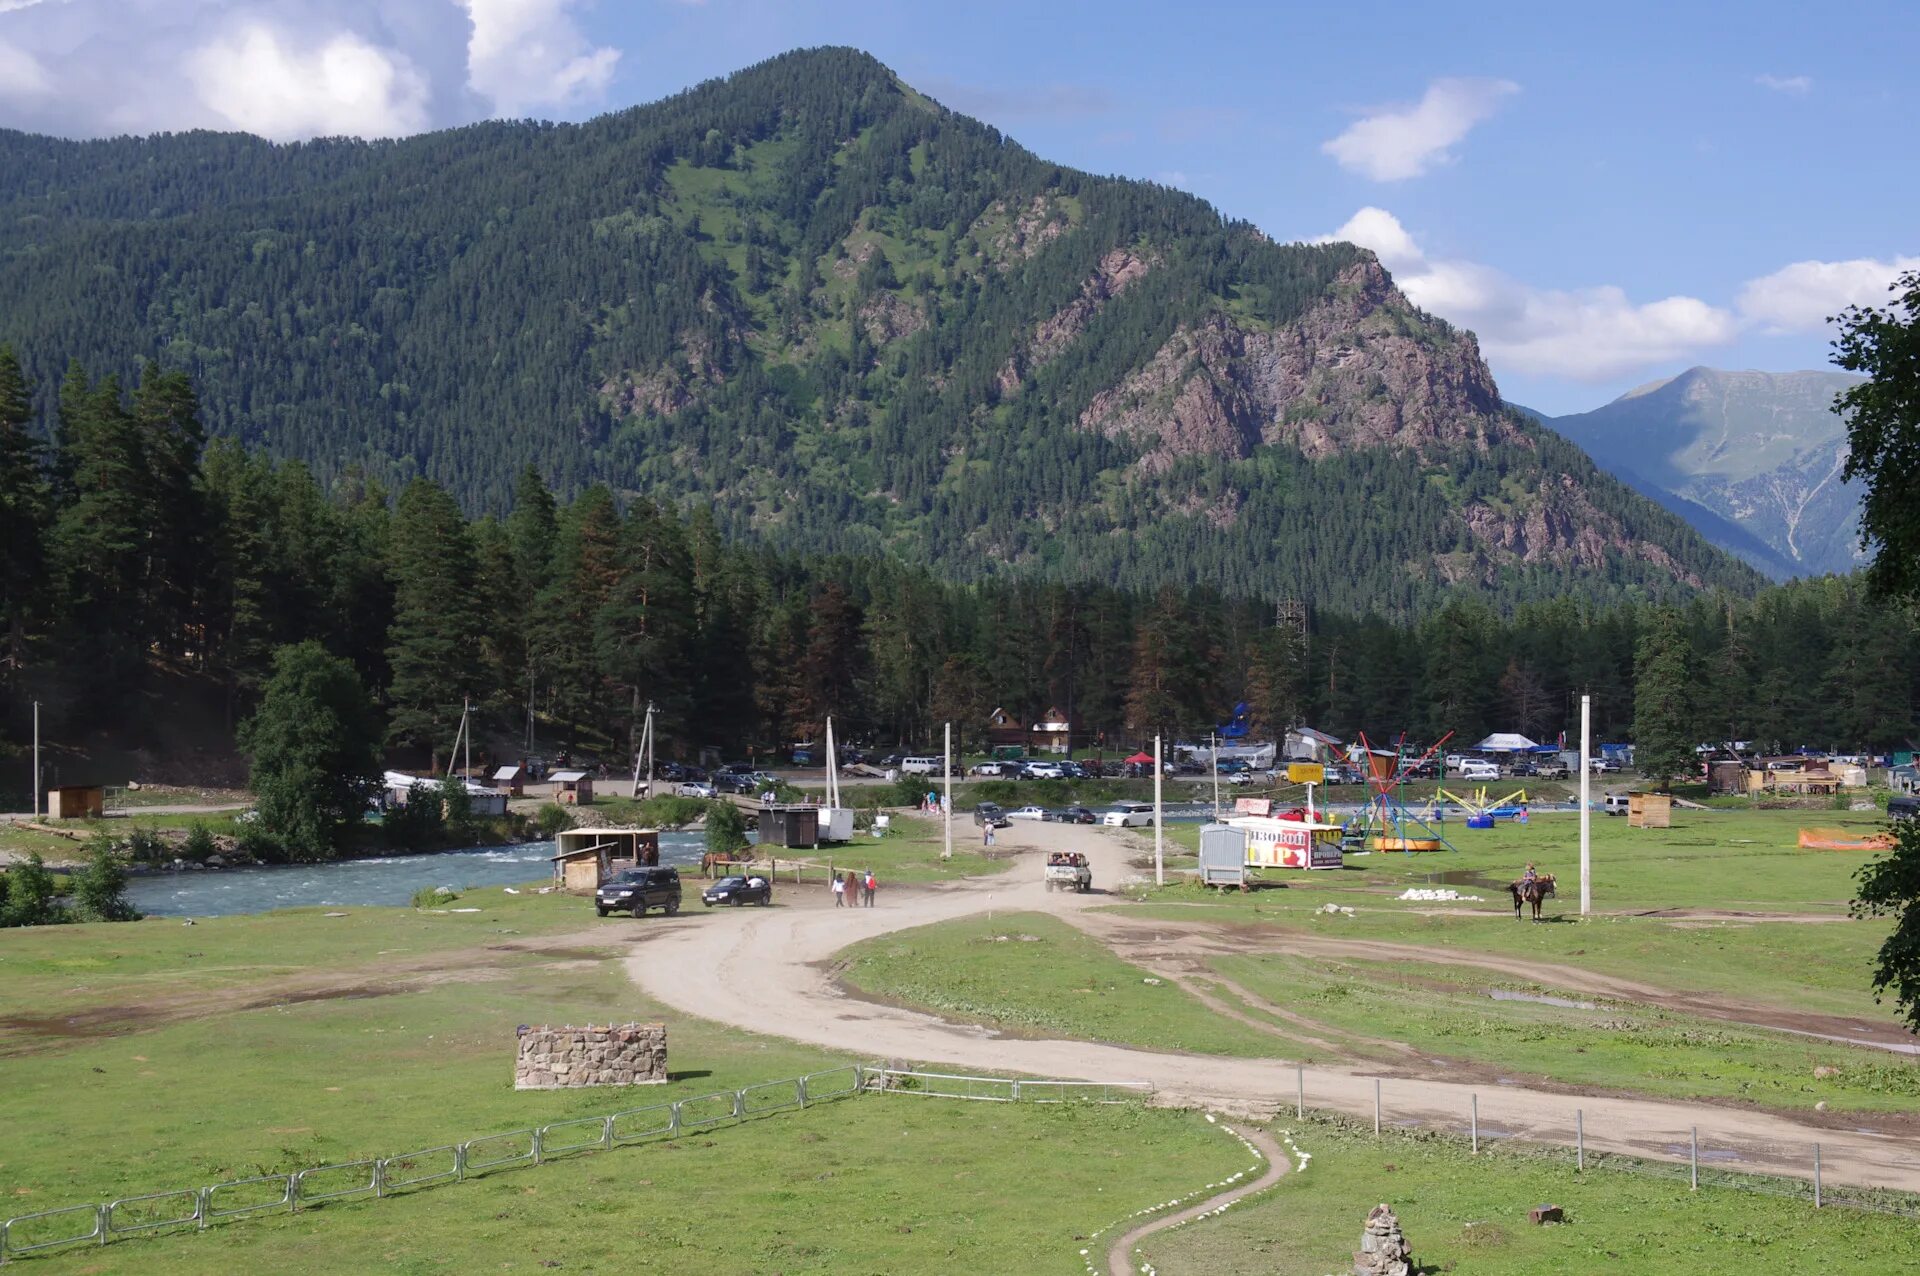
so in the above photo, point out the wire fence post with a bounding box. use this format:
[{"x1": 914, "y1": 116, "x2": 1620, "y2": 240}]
[
  {"x1": 1373, "y1": 1078, "x2": 1381, "y2": 1136},
  {"x1": 1690, "y1": 1127, "x2": 1698, "y2": 1191},
  {"x1": 1470, "y1": 1093, "x2": 1478, "y2": 1154},
  {"x1": 1296, "y1": 1065, "x2": 1304, "y2": 1120},
  {"x1": 1814, "y1": 1143, "x2": 1822, "y2": 1208},
  {"x1": 1575, "y1": 1110, "x2": 1584, "y2": 1172}
]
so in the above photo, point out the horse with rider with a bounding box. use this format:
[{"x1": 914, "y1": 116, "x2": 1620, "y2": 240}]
[{"x1": 1508, "y1": 861, "x2": 1556, "y2": 921}]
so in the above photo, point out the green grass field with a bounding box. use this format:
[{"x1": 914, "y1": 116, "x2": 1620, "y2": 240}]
[
  {"x1": 1139, "y1": 1120, "x2": 1920, "y2": 1276},
  {"x1": 840, "y1": 912, "x2": 1289, "y2": 1057}
]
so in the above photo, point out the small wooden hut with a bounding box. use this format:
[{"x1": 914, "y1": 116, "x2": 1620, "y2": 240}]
[
  {"x1": 46, "y1": 785, "x2": 105, "y2": 820},
  {"x1": 759, "y1": 804, "x2": 819, "y2": 849},
  {"x1": 1627, "y1": 792, "x2": 1672, "y2": 829},
  {"x1": 493, "y1": 764, "x2": 525, "y2": 797},
  {"x1": 551, "y1": 769, "x2": 595, "y2": 805}
]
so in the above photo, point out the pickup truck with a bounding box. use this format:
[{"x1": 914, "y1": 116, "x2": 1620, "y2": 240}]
[{"x1": 1044, "y1": 852, "x2": 1091, "y2": 894}]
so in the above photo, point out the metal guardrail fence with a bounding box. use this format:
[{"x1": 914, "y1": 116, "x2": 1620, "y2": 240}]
[
  {"x1": 0, "y1": 1063, "x2": 1142, "y2": 1263},
  {"x1": 1282, "y1": 1064, "x2": 1920, "y2": 1222}
]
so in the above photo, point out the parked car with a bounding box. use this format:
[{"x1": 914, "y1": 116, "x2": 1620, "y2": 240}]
[
  {"x1": 1535, "y1": 760, "x2": 1570, "y2": 780},
  {"x1": 974, "y1": 802, "x2": 1010, "y2": 828},
  {"x1": 596, "y1": 867, "x2": 682, "y2": 917},
  {"x1": 1058, "y1": 761, "x2": 1087, "y2": 779},
  {"x1": 710, "y1": 773, "x2": 754, "y2": 795},
  {"x1": 1890, "y1": 797, "x2": 1920, "y2": 823},
  {"x1": 1217, "y1": 759, "x2": 1251, "y2": 775},
  {"x1": 1602, "y1": 793, "x2": 1631, "y2": 816},
  {"x1": 657, "y1": 762, "x2": 689, "y2": 782},
  {"x1": 1443, "y1": 753, "x2": 1469, "y2": 771},
  {"x1": 1100, "y1": 802, "x2": 1155, "y2": 828},
  {"x1": 676, "y1": 780, "x2": 717, "y2": 798},
  {"x1": 702, "y1": 873, "x2": 772, "y2": 907},
  {"x1": 1025, "y1": 761, "x2": 1066, "y2": 779},
  {"x1": 1225, "y1": 771, "x2": 1255, "y2": 786},
  {"x1": 1057, "y1": 805, "x2": 1096, "y2": 824},
  {"x1": 1007, "y1": 805, "x2": 1052, "y2": 821},
  {"x1": 1457, "y1": 760, "x2": 1500, "y2": 781},
  {"x1": 970, "y1": 761, "x2": 1008, "y2": 777}
]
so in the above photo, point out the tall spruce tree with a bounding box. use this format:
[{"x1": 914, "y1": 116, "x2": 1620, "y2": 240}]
[
  {"x1": 385, "y1": 479, "x2": 481, "y2": 764},
  {"x1": 1632, "y1": 607, "x2": 1697, "y2": 788},
  {"x1": 0, "y1": 346, "x2": 48, "y2": 680}
]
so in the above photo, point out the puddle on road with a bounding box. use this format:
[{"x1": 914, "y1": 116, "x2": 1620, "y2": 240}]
[{"x1": 1488, "y1": 988, "x2": 1598, "y2": 1011}]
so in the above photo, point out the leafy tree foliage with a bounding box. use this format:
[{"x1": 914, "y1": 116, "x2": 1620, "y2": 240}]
[
  {"x1": 238, "y1": 640, "x2": 382, "y2": 860},
  {"x1": 1854, "y1": 820, "x2": 1920, "y2": 1032},
  {"x1": 72, "y1": 833, "x2": 140, "y2": 922},
  {"x1": 1836, "y1": 270, "x2": 1920, "y2": 598}
]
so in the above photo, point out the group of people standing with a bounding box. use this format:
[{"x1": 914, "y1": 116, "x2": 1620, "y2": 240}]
[{"x1": 832, "y1": 869, "x2": 878, "y2": 908}]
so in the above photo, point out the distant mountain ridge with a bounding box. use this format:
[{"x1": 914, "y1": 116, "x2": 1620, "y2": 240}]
[
  {"x1": 0, "y1": 46, "x2": 1760, "y2": 613},
  {"x1": 1543, "y1": 368, "x2": 1865, "y2": 579}
]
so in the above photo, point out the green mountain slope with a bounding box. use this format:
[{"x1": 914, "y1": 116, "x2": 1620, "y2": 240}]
[
  {"x1": 0, "y1": 47, "x2": 1759, "y2": 613},
  {"x1": 1548, "y1": 367, "x2": 1865, "y2": 579}
]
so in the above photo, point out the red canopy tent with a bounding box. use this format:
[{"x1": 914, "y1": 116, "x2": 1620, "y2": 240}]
[{"x1": 1124, "y1": 751, "x2": 1157, "y2": 765}]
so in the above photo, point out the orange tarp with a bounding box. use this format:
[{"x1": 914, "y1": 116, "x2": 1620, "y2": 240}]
[{"x1": 1797, "y1": 827, "x2": 1893, "y2": 851}]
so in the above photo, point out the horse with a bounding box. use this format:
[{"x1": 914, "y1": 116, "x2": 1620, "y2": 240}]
[{"x1": 1508, "y1": 874, "x2": 1556, "y2": 921}]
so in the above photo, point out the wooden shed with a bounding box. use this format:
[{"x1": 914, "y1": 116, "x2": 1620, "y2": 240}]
[
  {"x1": 759, "y1": 804, "x2": 820, "y2": 849},
  {"x1": 550, "y1": 769, "x2": 595, "y2": 805},
  {"x1": 493, "y1": 764, "x2": 525, "y2": 797},
  {"x1": 549, "y1": 827, "x2": 662, "y2": 892},
  {"x1": 46, "y1": 785, "x2": 105, "y2": 820},
  {"x1": 1627, "y1": 792, "x2": 1672, "y2": 829}
]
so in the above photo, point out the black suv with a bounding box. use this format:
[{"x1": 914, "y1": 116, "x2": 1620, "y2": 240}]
[
  {"x1": 595, "y1": 867, "x2": 682, "y2": 917},
  {"x1": 702, "y1": 873, "x2": 772, "y2": 907},
  {"x1": 974, "y1": 802, "x2": 1009, "y2": 828}
]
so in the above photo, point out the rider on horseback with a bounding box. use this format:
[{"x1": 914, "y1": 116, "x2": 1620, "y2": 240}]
[{"x1": 1522, "y1": 861, "x2": 1538, "y2": 885}]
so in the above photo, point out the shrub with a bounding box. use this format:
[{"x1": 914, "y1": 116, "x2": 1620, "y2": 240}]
[
  {"x1": 706, "y1": 801, "x2": 750, "y2": 856},
  {"x1": 534, "y1": 802, "x2": 575, "y2": 836},
  {"x1": 0, "y1": 854, "x2": 65, "y2": 927},
  {"x1": 181, "y1": 822, "x2": 217, "y2": 862},
  {"x1": 72, "y1": 839, "x2": 140, "y2": 922},
  {"x1": 411, "y1": 885, "x2": 458, "y2": 909},
  {"x1": 124, "y1": 825, "x2": 169, "y2": 865}
]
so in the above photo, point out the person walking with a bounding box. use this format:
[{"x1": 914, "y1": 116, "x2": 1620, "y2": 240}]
[
  {"x1": 831, "y1": 873, "x2": 844, "y2": 908},
  {"x1": 863, "y1": 870, "x2": 877, "y2": 907}
]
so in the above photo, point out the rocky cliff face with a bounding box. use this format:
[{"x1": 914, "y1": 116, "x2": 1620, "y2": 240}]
[{"x1": 1061, "y1": 256, "x2": 1696, "y2": 582}]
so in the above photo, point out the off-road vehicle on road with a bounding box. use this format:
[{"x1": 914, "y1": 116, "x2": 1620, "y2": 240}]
[
  {"x1": 596, "y1": 867, "x2": 682, "y2": 917},
  {"x1": 1044, "y1": 852, "x2": 1091, "y2": 893}
]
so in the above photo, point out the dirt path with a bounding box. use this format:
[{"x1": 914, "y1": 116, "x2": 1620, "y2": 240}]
[
  {"x1": 1106, "y1": 1123, "x2": 1286, "y2": 1276},
  {"x1": 0, "y1": 929, "x2": 615, "y2": 1054},
  {"x1": 621, "y1": 821, "x2": 1920, "y2": 1192},
  {"x1": 1064, "y1": 910, "x2": 1920, "y2": 1055}
]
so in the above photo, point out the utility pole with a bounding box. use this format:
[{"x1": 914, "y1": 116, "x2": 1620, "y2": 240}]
[
  {"x1": 525, "y1": 666, "x2": 535, "y2": 754},
  {"x1": 32, "y1": 699, "x2": 41, "y2": 818},
  {"x1": 463, "y1": 695, "x2": 471, "y2": 782},
  {"x1": 1153, "y1": 733, "x2": 1164, "y2": 886},
  {"x1": 1580, "y1": 693, "x2": 1592, "y2": 916},
  {"x1": 1211, "y1": 731, "x2": 1222, "y2": 818},
  {"x1": 942, "y1": 721, "x2": 953, "y2": 860}
]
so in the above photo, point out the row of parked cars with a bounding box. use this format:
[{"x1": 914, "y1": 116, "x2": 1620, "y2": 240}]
[
  {"x1": 594, "y1": 866, "x2": 773, "y2": 916},
  {"x1": 973, "y1": 801, "x2": 1156, "y2": 828}
]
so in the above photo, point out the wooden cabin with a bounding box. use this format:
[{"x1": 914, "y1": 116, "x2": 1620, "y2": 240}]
[
  {"x1": 46, "y1": 785, "x2": 105, "y2": 820},
  {"x1": 1627, "y1": 792, "x2": 1672, "y2": 829},
  {"x1": 759, "y1": 804, "x2": 819, "y2": 849},
  {"x1": 550, "y1": 769, "x2": 595, "y2": 805},
  {"x1": 493, "y1": 764, "x2": 525, "y2": 797}
]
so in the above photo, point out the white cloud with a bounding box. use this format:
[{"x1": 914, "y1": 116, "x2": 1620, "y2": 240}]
[
  {"x1": 0, "y1": 37, "x2": 52, "y2": 97},
  {"x1": 1755, "y1": 73, "x2": 1813, "y2": 94},
  {"x1": 1317, "y1": 207, "x2": 1737, "y2": 380},
  {"x1": 1736, "y1": 256, "x2": 1920, "y2": 331},
  {"x1": 1321, "y1": 77, "x2": 1518, "y2": 181},
  {"x1": 0, "y1": 0, "x2": 622, "y2": 139},
  {"x1": 189, "y1": 22, "x2": 430, "y2": 140},
  {"x1": 458, "y1": 0, "x2": 619, "y2": 118}
]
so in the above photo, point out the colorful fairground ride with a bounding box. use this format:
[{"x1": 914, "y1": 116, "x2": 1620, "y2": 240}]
[{"x1": 1348, "y1": 731, "x2": 1457, "y2": 854}]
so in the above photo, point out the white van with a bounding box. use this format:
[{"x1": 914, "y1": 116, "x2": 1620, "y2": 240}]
[
  {"x1": 1603, "y1": 793, "x2": 1631, "y2": 816},
  {"x1": 1457, "y1": 758, "x2": 1500, "y2": 781},
  {"x1": 1100, "y1": 801, "x2": 1155, "y2": 828},
  {"x1": 899, "y1": 756, "x2": 942, "y2": 776}
]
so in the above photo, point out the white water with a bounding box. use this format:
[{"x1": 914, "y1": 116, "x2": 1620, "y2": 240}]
[{"x1": 123, "y1": 833, "x2": 707, "y2": 917}]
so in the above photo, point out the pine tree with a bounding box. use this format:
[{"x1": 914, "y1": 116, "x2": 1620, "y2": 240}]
[
  {"x1": 385, "y1": 479, "x2": 481, "y2": 763},
  {"x1": 0, "y1": 346, "x2": 49, "y2": 680},
  {"x1": 1632, "y1": 607, "x2": 1697, "y2": 789}
]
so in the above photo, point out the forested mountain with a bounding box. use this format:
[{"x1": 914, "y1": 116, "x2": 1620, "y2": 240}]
[
  {"x1": 1546, "y1": 368, "x2": 1866, "y2": 580},
  {"x1": 1, "y1": 347, "x2": 1909, "y2": 816},
  {"x1": 0, "y1": 47, "x2": 1755, "y2": 614}
]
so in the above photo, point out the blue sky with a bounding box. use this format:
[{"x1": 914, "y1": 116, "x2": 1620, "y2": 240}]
[{"x1": 2, "y1": 0, "x2": 1913, "y2": 413}]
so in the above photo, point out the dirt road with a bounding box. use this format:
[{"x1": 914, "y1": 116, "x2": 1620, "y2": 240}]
[{"x1": 623, "y1": 820, "x2": 1920, "y2": 1192}]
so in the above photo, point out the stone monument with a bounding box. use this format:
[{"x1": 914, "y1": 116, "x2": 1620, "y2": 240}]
[
  {"x1": 1353, "y1": 1202, "x2": 1411, "y2": 1276},
  {"x1": 513, "y1": 1022, "x2": 667, "y2": 1089}
]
